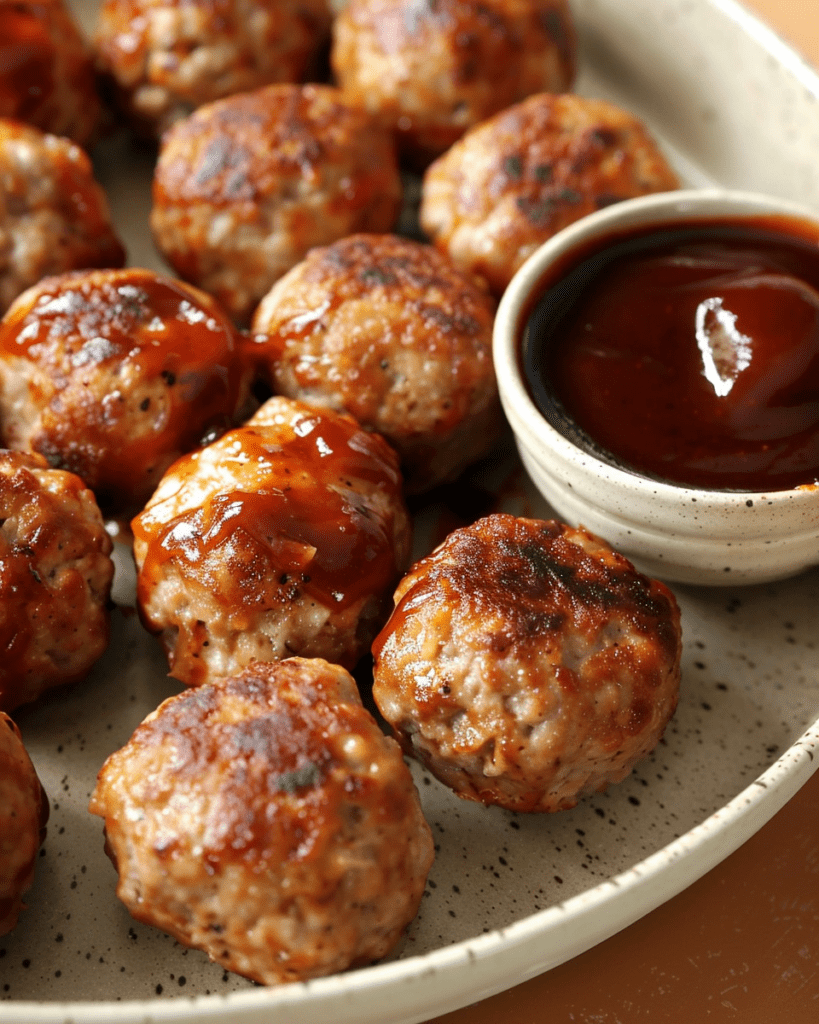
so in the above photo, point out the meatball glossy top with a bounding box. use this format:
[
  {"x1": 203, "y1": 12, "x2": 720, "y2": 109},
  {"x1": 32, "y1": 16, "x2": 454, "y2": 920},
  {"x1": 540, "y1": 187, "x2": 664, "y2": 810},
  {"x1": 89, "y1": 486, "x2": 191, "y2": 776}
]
[
  {"x1": 0, "y1": 267, "x2": 251, "y2": 513},
  {"x1": 135, "y1": 399, "x2": 409, "y2": 619}
]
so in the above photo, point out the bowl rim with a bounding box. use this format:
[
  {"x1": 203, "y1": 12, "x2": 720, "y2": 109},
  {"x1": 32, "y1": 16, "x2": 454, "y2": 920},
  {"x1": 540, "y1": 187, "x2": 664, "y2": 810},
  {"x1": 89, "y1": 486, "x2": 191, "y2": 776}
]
[{"x1": 492, "y1": 186, "x2": 819, "y2": 507}]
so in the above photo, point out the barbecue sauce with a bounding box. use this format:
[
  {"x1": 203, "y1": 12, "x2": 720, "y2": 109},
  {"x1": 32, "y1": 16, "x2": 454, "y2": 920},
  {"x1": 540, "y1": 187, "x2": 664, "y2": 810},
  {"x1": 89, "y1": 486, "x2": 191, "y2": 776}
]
[{"x1": 525, "y1": 216, "x2": 819, "y2": 491}]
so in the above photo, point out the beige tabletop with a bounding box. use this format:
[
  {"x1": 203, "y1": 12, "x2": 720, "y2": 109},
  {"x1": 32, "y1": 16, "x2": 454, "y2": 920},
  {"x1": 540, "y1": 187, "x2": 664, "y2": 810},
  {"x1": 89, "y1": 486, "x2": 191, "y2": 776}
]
[{"x1": 424, "y1": 2, "x2": 819, "y2": 1022}]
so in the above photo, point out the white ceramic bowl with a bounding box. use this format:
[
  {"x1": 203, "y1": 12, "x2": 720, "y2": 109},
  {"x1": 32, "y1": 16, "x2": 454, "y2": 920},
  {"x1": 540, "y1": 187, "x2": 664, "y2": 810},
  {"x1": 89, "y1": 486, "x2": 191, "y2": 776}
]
[{"x1": 493, "y1": 188, "x2": 819, "y2": 586}]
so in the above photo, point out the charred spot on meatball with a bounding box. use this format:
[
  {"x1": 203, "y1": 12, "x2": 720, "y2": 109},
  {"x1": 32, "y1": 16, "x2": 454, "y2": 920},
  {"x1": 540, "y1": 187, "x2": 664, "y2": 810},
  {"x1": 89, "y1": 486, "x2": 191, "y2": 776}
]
[
  {"x1": 420, "y1": 93, "x2": 680, "y2": 295},
  {"x1": 150, "y1": 83, "x2": 403, "y2": 325},
  {"x1": 88, "y1": 657, "x2": 434, "y2": 984},
  {"x1": 248, "y1": 233, "x2": 504, "y2": 493},
  {"x1": 372, "y1": 513, "x2": 682, "y2": 813}
]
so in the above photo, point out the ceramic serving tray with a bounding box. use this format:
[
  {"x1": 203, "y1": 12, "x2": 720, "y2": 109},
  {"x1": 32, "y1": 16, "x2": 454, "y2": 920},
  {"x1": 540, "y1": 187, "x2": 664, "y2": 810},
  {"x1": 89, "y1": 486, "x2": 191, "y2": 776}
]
[{"x1": 3, "y1": 0, "x2": 819, "y2": 1021}]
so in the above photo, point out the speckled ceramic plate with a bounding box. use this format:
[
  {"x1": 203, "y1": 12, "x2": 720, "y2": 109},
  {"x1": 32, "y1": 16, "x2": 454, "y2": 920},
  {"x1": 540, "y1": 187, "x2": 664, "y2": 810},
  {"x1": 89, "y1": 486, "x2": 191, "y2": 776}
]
[{"x1": 3, "y1": 1, "x2": 819, "y2": 1022}]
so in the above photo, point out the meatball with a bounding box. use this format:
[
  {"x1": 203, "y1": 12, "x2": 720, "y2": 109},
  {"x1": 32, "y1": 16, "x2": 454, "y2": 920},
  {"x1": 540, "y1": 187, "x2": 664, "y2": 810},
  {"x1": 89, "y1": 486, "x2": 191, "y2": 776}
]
[
  {"x1": 331, "y1": 0, "x2": 576, "y2": 166},
  {"x1": 93, "y1": 0, "x2": 333, "y2": 139},
  {"x1": 0, "y1": 450, "x2": 114, "y2": 712},
  {"x1": 0, "y1": 0, "x2": 102, "y2": 147},
  {"x1": 0, "y1": 712, "x2": 48, "y2": 935},
  {"x1": 372, "y1": 514, "x2": 682, "y2": 813},
  {"x1": 132, "y1": 396, "x2": 411, "y2": 687},
  {"x1": 248, "y1": 233, "x2": 504, "y2": 493},
  {"x1": 0, "y1": 119, "x2": 125, "y2": 316},
  {"x1": 0, "y1": 267, "x2": 253, "y2": 514},
  {"x1": 150, "y1": 83, "x2": 403, "y2": 325},
  {"x1": 89, "y1": 657, "x2": 434, "y2": 983},
  {"x1": 420, "y1": 93, "x2": 680, "y2": 295}
]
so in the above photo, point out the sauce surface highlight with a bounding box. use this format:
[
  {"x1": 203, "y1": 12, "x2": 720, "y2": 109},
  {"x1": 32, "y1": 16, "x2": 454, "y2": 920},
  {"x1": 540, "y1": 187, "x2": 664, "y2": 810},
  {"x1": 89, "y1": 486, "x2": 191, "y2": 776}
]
[{"x1": 526, "y1": 217, "x2": 819, "y2": 491}]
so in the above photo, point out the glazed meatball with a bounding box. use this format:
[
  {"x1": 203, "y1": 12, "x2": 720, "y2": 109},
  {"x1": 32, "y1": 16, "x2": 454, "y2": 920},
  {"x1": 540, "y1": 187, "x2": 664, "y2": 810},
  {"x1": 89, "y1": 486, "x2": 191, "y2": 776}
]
[
  {"x1": 132, "y1": 396, "x2": 411, "y2": 687},
  {"x1": 372, "y1": 514, "x2": 682, "y2": 813},
  {"x1": 0, "y1": 0, "x2": 102, "y2": 146},
  {"x1": 93, "y1": 0, "x2": 333, "y2": 139},
  {"x1": 0, "y1": 450, "x2": 114, "y2": 712},
  {"x1": 420, "y1": 93, "x2": 680, "y2": 295},
  {"x1": 331, "y1": 0, "x2": 576, "y2": 166},
  {"x1": 248, "y1": 233, "x2": 504, "y2": 493},
  {"x1": 0, "y1": 119, "x2": 125, "y2": 316},
  {"x1": 0, "y1": 712, "x2": 48, "y2": 935},
  {"x1": 0, "y1": 267, "x2": 253, "y2": 514},
  {"x1": 151, "y1": 83, "x2": 403, "y2": 325},
  {"x1": 89, "y1": 657, "x2": 434, "y2": 983}
]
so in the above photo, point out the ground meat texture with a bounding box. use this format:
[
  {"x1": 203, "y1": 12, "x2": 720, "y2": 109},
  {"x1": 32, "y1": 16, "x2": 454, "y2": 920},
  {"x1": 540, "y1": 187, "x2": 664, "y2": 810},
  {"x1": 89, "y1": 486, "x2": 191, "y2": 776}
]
[
  {"x1": 150, "y1": 83, "x2": 403, "y2": 326},
  {"x1": 93, "y1": 0, "x2": 333, "y2": 140},
  {"x1": 0, "y1": 450, "x2": 114, "y2": 712},
  {"x1": 89, "y1": 658, "x2": 434, "y2": 984},
  {"x1": 331, "y1": 0, "x2": 575, "y2": 167},
  {"x1": 372, "y1": 514, "x2": 682, "y2": 813},
  {"x1": 248, "y1": 233, "x2": 504, "y2": 494},
  {"x1": 0, "y1": 712, "x2": 48, "y2": 935},
  {"x1": 132, "y1": 396, "x2": 412, "y2": 687},
  {"x1": 0, "y1": 267, "x2": 253, "y2": 515},
  {"x1": 0, "y1": 119, "x2": 125, "y2": 317},
  {"x1": 419, "y1": 93, "x2": 680, "y2": 296},
  {"x1": 0, "y1": 0, "x2": 102, "y2": 147}
]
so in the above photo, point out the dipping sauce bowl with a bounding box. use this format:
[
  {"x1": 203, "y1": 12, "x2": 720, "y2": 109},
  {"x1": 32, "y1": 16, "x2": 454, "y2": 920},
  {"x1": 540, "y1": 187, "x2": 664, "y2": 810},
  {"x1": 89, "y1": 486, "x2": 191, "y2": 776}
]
[{"x1": 493, "y1": 189, "x2": 819, "y2": 586}]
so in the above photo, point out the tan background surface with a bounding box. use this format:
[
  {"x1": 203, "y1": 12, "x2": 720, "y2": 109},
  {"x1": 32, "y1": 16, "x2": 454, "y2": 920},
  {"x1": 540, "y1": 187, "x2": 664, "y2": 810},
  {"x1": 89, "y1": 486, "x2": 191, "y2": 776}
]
[{"x1": 425, "y1": 2, "x2": 819, "y2": 1022}]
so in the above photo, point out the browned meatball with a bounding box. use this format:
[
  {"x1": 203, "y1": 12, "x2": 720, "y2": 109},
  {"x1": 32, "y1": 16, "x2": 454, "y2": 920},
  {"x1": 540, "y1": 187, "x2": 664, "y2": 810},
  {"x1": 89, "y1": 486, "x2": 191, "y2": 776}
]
[
  {"x1": 248, "y1": 233, "x2": 504, "y2": 493},
  {"x1": 372, "y1": 514, "x2": 682, "y2": 813},
  {"x1": 93, "y1": 0, "x2": 333, "y2": 139},
  {"x1": 0, "y1": 0, "x2": 102, "y2": 147},
  {"x1": 0, "y1": 267, "x2": 253, "y2": 514},
  {"x1": 132, "y1": 396, "x2": 412, "y2": 687},
  {"x1": 0, "y1": 450, "x2": 114, "y2": 712},
  {"x1": 150, "y1": 84, "x2": 403, "y2": 325},
  {"x1": 0, "y1": 712, "x2": 48, "y2": 935},
  {"x1": 331, "y1": 0, "x2": 576, "y2": 166},
  {"x1": 420, "y1": 93, "x2": 680, "y2": 295},
  {"x1": 0, "y1": 119, "x2": 125, "y2": 316},
  {"x1": 89, "y1": 657, "x2": 434, "y2": 984}
]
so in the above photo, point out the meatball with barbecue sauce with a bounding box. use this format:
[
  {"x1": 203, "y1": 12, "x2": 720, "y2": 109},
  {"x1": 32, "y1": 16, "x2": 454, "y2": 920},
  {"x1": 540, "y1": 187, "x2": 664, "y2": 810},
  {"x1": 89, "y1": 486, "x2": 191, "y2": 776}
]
[
  {"x1": 150, "y1": 83, "x2": 403, "y2": 325},
  {"x1": 420, "y1": 93, "x2": 680, "y2": 295},
  {"x1": 372, "y1": 514, "x2": 682, "y2": 813},
  {"x1": 132, "y1": 396, "x2": 412, "y2": 687},
  {"x1": 0, "y1": 0, "x2": 102, "y2": 147},
  {"x1": 331, "y1": 0, "x2": 576, "y2": 166},
  {"x1": 93, "y1": 0, "x2": 333, "y2": 139},
  {"x1": 1, "y1": 712, "x2": 48, "y2": 935},
  {"x1": 89, "y1": 657, "x2": 434, "y2": 984},
  {"x1": 0, "y1": 450, "x2": 114, "y2": 713},
  {"x1": 0, "y1": 119, "x2": 124, "y2": 317},
  {"x1": 248, "y1": 233, "x2": 504, "y2": 494},
  {"x1": 0, "y1": 267, "x2": 252, "y2": 515}
]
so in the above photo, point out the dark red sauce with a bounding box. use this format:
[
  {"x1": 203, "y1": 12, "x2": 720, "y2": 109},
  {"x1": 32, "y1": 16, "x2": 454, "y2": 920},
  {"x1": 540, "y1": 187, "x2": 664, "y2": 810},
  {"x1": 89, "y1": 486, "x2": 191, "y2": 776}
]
[{"x1": 524, "y1": 215, "x2": 819, "y2": 491}]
